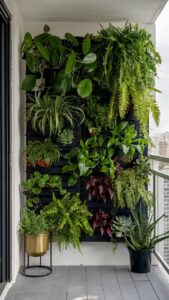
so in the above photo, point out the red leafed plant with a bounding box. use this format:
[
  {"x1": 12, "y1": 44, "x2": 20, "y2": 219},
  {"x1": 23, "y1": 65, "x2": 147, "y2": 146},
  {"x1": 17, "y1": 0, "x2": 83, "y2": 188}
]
[
  {"x1": 91, "y1": 209, "x2": 112, "y2": 237},
  {"x1": 85, "y1": 175, "x2": 113, "y2": 203}
]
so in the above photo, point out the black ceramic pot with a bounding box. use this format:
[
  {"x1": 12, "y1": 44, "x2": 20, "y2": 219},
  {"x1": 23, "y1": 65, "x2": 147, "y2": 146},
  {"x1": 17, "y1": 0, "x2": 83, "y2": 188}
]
[{"x1": 128, "y1": 248, "x2": 154, "y2": 273}]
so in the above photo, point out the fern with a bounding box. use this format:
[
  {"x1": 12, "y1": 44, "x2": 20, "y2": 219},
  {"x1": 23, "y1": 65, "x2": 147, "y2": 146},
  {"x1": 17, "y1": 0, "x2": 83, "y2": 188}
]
[
  {"x1": 42, "y1": 193, "x2": 93, "y2": 251},
  {"x1": 96, "y1": 23, "x2": 161, "y2": 136},
  {"x1": 114, "y1": 168, "x2": 152, "y2": 208}
]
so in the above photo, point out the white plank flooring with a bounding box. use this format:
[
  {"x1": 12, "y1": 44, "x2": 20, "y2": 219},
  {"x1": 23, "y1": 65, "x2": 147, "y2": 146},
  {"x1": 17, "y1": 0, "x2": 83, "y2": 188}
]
[{"x1": 5, "y1": 266, "x2": 169, "y2": 300}]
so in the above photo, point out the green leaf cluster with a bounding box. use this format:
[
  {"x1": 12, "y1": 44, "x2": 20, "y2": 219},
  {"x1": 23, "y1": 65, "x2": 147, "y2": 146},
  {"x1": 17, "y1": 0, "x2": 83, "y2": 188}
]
[
  {"x1": 27, "y1": 94, "x2": 84, "y2": 135},
  {"x1": 22, "y1": 171, "x2": 66, "y2": 195},
  {"x1": 42, "y1": 193, "x2": 93, "y2": 251},
  {"x1": 113, "y1": 208, "x2": 169, "y2": 250},
  {"x1": 114, "y1": 167, "x2": 152, "y2": 208},
  {"x1": 58, "y1": 129, "x2": 74, "y2": 145},
  {"x1": 19, "y1": 209, "x2": 49, "y2": 235},
  {"x1": 62, "y1": 122, "x2": 148, "y2": 186},
  {"x1": 21, "y1": 25, "x2": 96, "y2": 98},
  {"x1": 26, "y1": 138, "x2": 60, "y2": 166}
]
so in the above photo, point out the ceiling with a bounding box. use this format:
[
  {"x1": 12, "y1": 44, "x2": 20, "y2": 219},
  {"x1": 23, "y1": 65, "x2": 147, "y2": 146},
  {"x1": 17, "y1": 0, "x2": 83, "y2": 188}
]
[{"x1": 15, "y1": 0, "x2": 168, "y2": 23}]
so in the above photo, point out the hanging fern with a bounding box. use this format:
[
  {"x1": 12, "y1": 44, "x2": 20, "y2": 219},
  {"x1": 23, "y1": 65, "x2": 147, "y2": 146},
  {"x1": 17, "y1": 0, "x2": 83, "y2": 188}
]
[{"x1": 95, "y1": 23, "x2": 161, "y2": 136}]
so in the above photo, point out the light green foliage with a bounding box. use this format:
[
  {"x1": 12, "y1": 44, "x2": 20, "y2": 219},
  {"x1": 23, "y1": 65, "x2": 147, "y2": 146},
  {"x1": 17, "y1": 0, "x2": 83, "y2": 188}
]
[
  {"x1": 22, "y1": 171, "x2": 66, "y2": 195},
  {"x1": 113, "y1": 216, "x2": 132, "y2": 238},
  {"x1": 42, "y1": 193, "x2": 93, "y2": 251},
  {"x1": 19, "y1": 209, "x2": 49, "y2": 235},
  {"x1": 26, "y1": 138, "x2": 60, "y2": 166},
  {"x1": 134, "y1": 155, "x2": 152, "y2": 181},
  {"x1": 58, "y1": 129, "x2": 74, "y2": 145},
  {"x1": 84, "y1": 96, "x2": 112, "y2": 129},
  {"x1": 114, "y1": 167, "x2": 152, "y2": 208},
  {"x1": 96, "y1": 23, "x2": 161, "y2": 135},
  {"x1": 27, "y1": 94, "x2": 85, "y2": 135},
  {"x1": 112, "y1": 208, "x2": 169, "y2": 250}
]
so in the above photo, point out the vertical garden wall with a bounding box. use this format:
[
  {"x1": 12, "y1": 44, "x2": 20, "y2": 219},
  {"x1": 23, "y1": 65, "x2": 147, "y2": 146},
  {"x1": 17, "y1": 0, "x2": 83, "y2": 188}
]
[{"x1": 20, "y1": 23, "x2": 161, "y2": 249}]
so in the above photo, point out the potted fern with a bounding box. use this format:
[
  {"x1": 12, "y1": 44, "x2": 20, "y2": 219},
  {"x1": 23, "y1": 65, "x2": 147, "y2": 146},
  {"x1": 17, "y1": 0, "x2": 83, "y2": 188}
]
[{"x1": 112, "y1": 208, "x2": 169, "y2": 273}]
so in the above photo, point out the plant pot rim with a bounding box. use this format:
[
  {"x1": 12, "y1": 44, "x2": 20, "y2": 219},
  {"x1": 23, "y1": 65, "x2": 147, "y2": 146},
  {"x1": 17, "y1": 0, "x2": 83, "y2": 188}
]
[
  {"x1": 25, "y1": 232, "x2": 48, "y2": 237},
  {"x1": 127, "y1": 247, "x2": 154, "y2": 252}
]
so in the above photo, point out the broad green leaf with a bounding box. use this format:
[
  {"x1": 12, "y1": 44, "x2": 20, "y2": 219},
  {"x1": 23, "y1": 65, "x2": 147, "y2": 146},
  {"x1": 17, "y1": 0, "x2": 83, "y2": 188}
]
[
  {"x1": 82, "y1": 53, "x2": 97, "y2": 64},
  {"x1": 49, "y1": 36, "x2": 62, "y2": 52},
  {"x1": 121, "y1": 144, "x2": 130, "y2": 155},
  {"x1": 65, "y1": 52, "x2": 76, "y2": 75},
  {"x1": 21, "y1": 32, "x2": 32, "y2": 52},
  {"x1": 68, "y1": 174, "x2": 78, "y2": 186},
  {"x1": 129, "y1": 146, "x2": 136, "y2": 157},
  {"x1": 44, "y1": 24, "x2": 50, "y2": 33},
  {"x1": 79, "y1": 162, "x2": 89, "y2": 176},
  {"x1": 34, "y1": 33, "x2": 50, "y2": 44},
  {"x1": 51, "y1": 49, "x2": 59, "y2": 65},
  {"x1": 119, "y1": 121, "x2": 128, "y2": 132},
  {"x1": 77, "y1": 79, "x2": 92, "y2": 98},
  {"x1": 82, "y1": 34, "x2": 91, "y2": 55},
  {"x1": 21, "y1": 75, "x2": 36, "y2": 91},
  {"x1": 35, "y1": 42, "x2": 50, "y2": 62},
  {"x1": 65, "y1": 33, "x2": 79, "y2": 46},
  {"x1": 135, "y1": 145, "x2": 142, "y2": 153},
  {"x1": 107, "y1": 148, "x2": 115, "y2": 158},
  {"x1": 26, "y1": 53, "x2": 37, "y2": 73},
  {"x1": 64, "y1": 147, "x2": 80, "y2": 159},
  {"x1": 62, "y1": 164, "x2": 77, "y2": 173},
  {"x1": 54, "y1": 70, "x2": 71, "y2": 94},
  {"x1": 101, "y1": 165, "x2": 109, "y2": 173},
  {"x1": 32, "y1": 187, "x2": 41, "y2": 194},
  {"x1": 108, "y1": 137, "x2": 116, "y2": 148}
]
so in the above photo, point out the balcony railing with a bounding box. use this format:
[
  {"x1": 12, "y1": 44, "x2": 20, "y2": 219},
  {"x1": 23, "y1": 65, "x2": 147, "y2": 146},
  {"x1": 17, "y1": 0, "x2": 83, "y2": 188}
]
[{"x1": 149, "y1": 154, "x2": 169, "y2": 274}]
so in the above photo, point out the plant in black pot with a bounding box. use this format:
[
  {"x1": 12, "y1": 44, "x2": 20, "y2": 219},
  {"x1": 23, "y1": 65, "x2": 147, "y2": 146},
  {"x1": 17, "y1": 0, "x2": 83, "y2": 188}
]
[{"x1": 112, "y1": 208, "x2": 169, "y2": 273}]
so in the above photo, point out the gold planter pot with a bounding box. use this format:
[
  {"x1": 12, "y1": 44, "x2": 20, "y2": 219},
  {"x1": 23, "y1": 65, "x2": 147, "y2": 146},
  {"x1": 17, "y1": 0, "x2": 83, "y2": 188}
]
[{"x1": 25, "y1": 232, "x2": 49, "y2": 257}]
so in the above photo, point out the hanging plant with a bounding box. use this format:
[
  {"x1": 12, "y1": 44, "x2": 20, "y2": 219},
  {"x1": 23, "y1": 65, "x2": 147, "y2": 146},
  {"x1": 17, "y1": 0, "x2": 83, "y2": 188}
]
[{"x1": 93, "y1": 23, "x2": 161, "y2": 135}]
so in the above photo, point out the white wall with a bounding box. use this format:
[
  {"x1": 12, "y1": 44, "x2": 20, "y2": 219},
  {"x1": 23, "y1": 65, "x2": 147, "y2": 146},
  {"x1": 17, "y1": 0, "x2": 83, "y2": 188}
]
[
  {"x1": 22, "y1": 21, "x2": 155, "y2": 266},
  {"x1": 4, "y1": 0, "x2": 24, "y2": 282}
]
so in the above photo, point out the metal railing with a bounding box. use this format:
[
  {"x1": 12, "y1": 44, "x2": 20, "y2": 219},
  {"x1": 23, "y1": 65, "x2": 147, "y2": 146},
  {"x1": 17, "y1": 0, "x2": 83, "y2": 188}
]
[{"x1": 149, "y1": 154, "x2": 169, "y2": 274}]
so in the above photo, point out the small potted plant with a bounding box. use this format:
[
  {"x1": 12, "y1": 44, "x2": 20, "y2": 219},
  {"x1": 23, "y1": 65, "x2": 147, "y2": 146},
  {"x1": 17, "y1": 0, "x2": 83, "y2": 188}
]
[
  {"x1": 26, "y1": 139, "x2": 61, "y2": 168},
  {"x1": 19, "y1": 209, "x2": 49, "y2": 257},
  {"x1": 112, "y1": 207, "x2": 169, "y2": 273}
]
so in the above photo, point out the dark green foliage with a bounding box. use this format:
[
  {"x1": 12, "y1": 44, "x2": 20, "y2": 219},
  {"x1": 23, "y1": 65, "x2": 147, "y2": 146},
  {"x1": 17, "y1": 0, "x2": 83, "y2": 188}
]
[
  {"x1": 19, "y1": 209, "x2": 49, "y2": 235},
  {"x1": 84, "y1": 96, "x2": 112, "y2": 129},
  {"x1": 58, "y1": 129, "x2": 74, "y2": 145},
  {"x1": 63, "y1": 122, "x2": 148, "y2": 186},
  {"x1": 113, "y1": 208, "x2": 169, "y2": 250},
  {"x1": 26, "y1": 138, "x2": 60, "y2": 166},
  {"x1": 42, "y1": 193, "x2": 93, "y2": 250},
  {"x1": 22, "y1": 171, "x2": 66, "y2": 195}
]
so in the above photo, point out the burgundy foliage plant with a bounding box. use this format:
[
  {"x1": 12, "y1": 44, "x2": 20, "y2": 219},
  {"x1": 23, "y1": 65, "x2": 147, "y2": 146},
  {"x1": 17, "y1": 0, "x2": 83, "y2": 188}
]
[{"x1": 85, "y1": 175, "x2": 113, "y2": 203}]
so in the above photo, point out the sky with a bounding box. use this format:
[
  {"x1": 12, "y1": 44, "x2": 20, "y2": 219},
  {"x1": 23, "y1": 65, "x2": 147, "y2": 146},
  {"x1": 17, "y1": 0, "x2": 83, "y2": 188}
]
[{"x1": 150, "y1": 0, "x2": 169, "y2": 135}]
